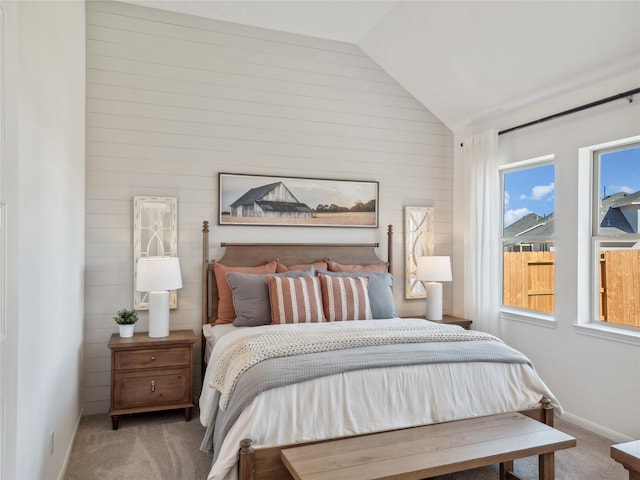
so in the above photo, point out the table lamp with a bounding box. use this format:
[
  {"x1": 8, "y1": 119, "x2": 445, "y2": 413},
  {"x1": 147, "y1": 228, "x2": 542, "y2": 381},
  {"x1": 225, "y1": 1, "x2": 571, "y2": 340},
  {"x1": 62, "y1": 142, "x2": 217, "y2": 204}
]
[
  {"x1": 415, "y1": 256, "x2": 452, "y2": 321},
  {"x1": 136, "y1": 257, "x2": 183, "y2": 337}
]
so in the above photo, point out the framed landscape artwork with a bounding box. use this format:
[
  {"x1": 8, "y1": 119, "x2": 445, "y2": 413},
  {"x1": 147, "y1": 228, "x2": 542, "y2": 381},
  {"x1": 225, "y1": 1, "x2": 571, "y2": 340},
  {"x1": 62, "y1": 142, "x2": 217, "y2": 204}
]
[{"x1": 219, "y1": 173, "x2": 379, "y2": 227}]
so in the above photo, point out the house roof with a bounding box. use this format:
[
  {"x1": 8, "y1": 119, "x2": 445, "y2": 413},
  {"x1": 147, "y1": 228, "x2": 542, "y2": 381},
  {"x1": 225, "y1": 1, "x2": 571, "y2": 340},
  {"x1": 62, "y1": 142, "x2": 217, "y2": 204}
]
[
  {"x1": 607, "y1": 191, "x2": 640, "y2": 208},
  {"x1": 230, "y1": 182, "x2": 312, "y2": 213},
  {"x1": 230, "y1": 182, "x2": 282, "y2": 208},
  {"x1": 256, "y1": 201, "x2": 313, "y2": 213},
  {"x1": 506, "y1": 190, "x2": 640, "y2": 238},
  {"x1": 504, "y1": 213, "x2": 554, "y2": 238},
  {"x1": 600, "y1": 192, "x2": 637, "y2": 234}
]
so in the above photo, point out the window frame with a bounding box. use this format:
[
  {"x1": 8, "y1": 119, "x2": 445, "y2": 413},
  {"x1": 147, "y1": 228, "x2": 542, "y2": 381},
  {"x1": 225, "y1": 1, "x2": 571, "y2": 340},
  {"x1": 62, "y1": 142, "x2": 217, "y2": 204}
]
[
  {"x1": 590, "y1": 141, "x2": 640, "y2": 328},
  {"x1": 499, "y1": 154, "x2": 556, "y2": 325},
  {"x1": 574, "y1": 135, "x2": 640, "y2": 345}
]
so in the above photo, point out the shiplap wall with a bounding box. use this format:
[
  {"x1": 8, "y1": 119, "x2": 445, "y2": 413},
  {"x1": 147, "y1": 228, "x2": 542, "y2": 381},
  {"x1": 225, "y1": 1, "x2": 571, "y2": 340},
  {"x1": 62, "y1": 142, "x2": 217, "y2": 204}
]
[{"x1": 84, "y1": 1, "x2": 453, "y2": 414}]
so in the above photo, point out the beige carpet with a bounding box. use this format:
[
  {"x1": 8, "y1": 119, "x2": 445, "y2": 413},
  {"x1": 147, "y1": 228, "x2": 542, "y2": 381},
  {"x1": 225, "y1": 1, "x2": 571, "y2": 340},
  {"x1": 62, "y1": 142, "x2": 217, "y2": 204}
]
[
  {"x1": 65, "y1": 410, "x2": 630, "y2": 480},
  {"x1": 64, "y1": 409, "x2": 211, "y2": 480}
]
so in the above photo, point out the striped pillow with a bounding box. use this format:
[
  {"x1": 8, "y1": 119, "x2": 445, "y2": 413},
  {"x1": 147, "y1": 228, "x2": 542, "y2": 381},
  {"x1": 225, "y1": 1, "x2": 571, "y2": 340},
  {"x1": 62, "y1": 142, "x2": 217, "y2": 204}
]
[
  {"x1": 266, "y1": 276, "x2": 325, "y2": 324},
  {"x1": 318, "y1": 274, "x2": 373, "y2": 321}
]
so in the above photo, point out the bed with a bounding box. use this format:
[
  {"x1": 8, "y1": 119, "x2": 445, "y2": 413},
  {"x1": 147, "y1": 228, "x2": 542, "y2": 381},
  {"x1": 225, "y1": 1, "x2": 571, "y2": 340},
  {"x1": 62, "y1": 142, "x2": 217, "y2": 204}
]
[{"x1": 198, "y1": 221, "x2": 559, "y2": 480}]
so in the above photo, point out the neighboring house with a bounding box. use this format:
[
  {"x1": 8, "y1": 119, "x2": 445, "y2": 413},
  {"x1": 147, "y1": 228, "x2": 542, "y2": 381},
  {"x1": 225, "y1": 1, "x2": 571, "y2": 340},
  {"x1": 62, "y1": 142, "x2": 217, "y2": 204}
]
[
  {"x1": 600, "y1": 191, "x2": 640, "y2": 234},
  {"x1": 230, "y1": 182, "x2": 313, "y2": 219},
  {"x1": 505, "y1": 189, "x2": 640, "y2": 248},
  {"x1": 503, "y1": 212, "x2": 555, "y2": 251}
]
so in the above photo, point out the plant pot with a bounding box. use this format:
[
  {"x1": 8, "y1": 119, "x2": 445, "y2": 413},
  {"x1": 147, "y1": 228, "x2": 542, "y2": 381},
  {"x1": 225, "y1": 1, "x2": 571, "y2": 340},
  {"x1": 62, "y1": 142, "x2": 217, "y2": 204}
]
[{"x1": 119, "y1": 324, "x2": 135, "y2": 338}]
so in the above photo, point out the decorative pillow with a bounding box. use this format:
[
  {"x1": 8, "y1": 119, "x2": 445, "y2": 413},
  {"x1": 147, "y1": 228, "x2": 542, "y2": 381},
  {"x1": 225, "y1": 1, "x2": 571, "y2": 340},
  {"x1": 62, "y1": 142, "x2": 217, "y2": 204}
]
[
  {"x1": 276, "y1": 259, "x2": 328, "y2": 273},
  {"x1": 318, "y1": 270, "x2": 397, "y2": 319},
  {"x1": 318, "y1": 274, "x2": 373, "y2": 321},
  {"x1": 227, "y1": 268, "x2": 315, "y2": 327},
  {"x1": 266, "y1": 275, "x2": 325, "y2": 324},
  {"x1": 326, "y1": 259, "x2": 389, "y2": 273},
  {"x1": 213, "y1": 260, "x2": 277, "y2": 323}
]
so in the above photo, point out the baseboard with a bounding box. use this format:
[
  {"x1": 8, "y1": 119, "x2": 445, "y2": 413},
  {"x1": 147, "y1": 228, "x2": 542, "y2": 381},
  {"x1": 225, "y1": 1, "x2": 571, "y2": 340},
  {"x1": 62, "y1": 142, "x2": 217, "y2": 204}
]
[
  {"x1": 560, "y1": 411, "x2": 634, "y2": 443},
  {"x1": 57, "y1": 407, "x2": 83, "y2": 480}
]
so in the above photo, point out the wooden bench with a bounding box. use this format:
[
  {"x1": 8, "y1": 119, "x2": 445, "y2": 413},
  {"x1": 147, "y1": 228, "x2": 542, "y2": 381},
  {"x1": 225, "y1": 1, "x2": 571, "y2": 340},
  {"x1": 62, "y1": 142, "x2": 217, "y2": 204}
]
[
  {"x1": 611, "y1": 440, "x2": 640, "y2": 480},
  {"x1": 281, "y1": 412, "x2": 576, "y2": 480}
]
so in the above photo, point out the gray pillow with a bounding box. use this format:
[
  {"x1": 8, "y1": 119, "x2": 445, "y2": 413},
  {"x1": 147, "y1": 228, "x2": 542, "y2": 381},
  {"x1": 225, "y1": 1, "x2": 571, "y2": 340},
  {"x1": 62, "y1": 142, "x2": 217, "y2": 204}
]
[
  {"x1": 316, "y1": 269, "x2": 397, "y2": 319},
  {"x1": 228, "y1": 267, "x2": 315, "y2": 327}
]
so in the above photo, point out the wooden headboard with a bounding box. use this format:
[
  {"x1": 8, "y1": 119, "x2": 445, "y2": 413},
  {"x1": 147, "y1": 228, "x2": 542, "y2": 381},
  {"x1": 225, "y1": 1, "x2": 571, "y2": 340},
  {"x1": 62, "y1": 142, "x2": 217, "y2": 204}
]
[{"x1": 201, "y1": 220, "x2": 394, "y2": 326}]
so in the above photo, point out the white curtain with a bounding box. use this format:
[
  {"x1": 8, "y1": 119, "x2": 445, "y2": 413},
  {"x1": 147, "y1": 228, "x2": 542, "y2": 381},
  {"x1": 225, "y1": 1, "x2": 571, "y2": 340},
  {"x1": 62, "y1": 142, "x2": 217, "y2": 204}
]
[{"x1": 462, "y1": 130, "x2": 501, "y2": 336}]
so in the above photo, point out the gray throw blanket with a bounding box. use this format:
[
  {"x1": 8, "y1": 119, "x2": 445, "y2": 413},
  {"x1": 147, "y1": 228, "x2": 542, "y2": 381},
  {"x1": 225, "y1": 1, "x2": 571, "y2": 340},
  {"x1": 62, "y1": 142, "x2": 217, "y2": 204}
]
[{"x1": 200, "y1": 339, "x2": 533, "y2": 460}]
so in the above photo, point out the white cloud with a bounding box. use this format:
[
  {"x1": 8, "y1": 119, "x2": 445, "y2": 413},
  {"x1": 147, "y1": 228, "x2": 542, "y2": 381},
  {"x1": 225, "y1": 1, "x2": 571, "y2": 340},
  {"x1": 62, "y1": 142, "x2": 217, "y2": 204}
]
[
  {"x1": 504, "y1": 208, "x2": 532, "y2": 227},
  {"x1": 504, "y1": 191, "x2": 510, "y2": 207},
  {"x1": 530, "y1": 182, "x2": 554, "y2": 200},
  {"x1": 609, "y1": 185, "x2": 635, "y2": 194}
]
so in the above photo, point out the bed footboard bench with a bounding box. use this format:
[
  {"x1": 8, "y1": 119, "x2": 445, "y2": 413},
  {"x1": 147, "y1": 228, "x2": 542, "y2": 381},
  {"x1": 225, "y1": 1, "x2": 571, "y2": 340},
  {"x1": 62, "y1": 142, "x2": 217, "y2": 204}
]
[
  {"x1": 280, "y1": 412, "x2": 575, "y2": 480},
  {"x1": 237, "y1": 401, "x2": 557, "y2": 480}
]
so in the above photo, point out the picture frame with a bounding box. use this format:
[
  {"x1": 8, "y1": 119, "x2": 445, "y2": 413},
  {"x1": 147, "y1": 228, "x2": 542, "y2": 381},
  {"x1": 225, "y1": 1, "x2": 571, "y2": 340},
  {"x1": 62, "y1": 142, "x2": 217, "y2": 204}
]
[{"x1": 219, "y1": 173, "x2": 379, "y2": 228}]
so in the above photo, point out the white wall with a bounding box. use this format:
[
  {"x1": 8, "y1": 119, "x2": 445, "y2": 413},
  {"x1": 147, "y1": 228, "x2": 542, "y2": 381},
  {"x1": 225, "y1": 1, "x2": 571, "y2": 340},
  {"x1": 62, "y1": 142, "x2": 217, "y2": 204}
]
[
  {"x1": 83, "y1": 1, "x2": 453, "y2": 414},
  {"x1": 1, "y1": 1, "x2": 85, "y2": 479},
  {"x1": 453, "y1": 70, "x2": 640, "y2": 441}
]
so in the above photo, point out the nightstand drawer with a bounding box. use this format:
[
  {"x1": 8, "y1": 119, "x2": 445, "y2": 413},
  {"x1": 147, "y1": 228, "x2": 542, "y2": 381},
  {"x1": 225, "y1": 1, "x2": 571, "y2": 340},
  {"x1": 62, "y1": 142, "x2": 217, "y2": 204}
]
[
  {"x1": 114, "y1": 347, "x2": 190, "y2": 370},
  {"x1": 113, "y1": 367, "x2": 191, "y2": 409}
]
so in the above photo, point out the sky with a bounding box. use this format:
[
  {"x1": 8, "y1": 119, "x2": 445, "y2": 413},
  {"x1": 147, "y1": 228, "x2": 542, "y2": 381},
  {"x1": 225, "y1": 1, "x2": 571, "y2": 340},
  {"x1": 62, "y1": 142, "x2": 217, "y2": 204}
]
[
  {"x1": 504, "y1": 164, "x2": 555, "y2": 227},
  {"x1": 503, "y1": 145, "x2": 640, "y2": 228},
  {"x1": 600, "y1": 146, "x2": 640, "y2": 198}
]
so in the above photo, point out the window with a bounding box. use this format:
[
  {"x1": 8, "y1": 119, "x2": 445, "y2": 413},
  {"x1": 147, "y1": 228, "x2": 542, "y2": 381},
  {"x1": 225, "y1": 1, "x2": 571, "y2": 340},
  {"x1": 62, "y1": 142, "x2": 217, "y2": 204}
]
[
  {"x1": 501, "y1": 157, "x2": 555, "y2": 315},
  {"x1": 592, "y1": 142, "x2": 640, "y2": 328}
]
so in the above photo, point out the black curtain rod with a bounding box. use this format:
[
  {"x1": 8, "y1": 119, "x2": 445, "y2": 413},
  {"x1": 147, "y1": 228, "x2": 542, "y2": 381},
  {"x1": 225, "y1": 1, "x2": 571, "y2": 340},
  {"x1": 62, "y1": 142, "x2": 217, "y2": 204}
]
[{"x1": 460, "y1": 87, "x2": 640, "y2": 147}]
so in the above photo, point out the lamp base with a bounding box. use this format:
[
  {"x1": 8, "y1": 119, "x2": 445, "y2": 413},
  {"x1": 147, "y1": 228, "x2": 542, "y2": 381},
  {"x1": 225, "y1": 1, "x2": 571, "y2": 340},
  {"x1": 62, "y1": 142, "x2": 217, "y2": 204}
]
[
  {"x1": 148, "y1": 291, "x2": 170, "y2": 338},
  {"x1": 425, "y1": 282, "x2": 443, "y2": 321}
]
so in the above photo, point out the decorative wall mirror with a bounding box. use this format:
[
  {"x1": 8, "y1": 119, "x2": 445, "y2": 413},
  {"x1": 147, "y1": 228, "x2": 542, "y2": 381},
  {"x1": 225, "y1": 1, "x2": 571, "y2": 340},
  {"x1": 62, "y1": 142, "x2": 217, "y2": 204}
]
[
  {"x1": 133, "y1": 196, "x2": 178, "y2": 310},
  {"x1": 404, "y1": 206, "x2": 434, "y2": 299}
]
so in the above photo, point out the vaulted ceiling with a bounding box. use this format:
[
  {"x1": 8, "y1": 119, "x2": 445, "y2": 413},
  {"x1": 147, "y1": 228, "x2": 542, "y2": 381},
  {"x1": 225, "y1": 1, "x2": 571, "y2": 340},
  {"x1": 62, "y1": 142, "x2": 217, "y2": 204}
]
[{"x1": 126, "y1": 1, "x2": 640, "y2": 131}]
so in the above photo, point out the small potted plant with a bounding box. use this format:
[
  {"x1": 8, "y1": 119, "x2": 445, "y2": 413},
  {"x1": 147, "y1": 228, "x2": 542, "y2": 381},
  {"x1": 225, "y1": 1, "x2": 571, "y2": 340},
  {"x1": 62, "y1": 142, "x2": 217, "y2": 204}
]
[{"x1": 113, "y1": 308, "x2": 138, "y2": 338}]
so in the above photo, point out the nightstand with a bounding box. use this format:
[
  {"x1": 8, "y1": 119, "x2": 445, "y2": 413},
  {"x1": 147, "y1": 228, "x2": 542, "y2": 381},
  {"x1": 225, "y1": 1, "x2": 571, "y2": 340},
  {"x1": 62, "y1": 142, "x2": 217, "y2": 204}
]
[
  {"x1": 108, "y1": 329, "x2": 196, "y2": 430},
  {"x1": 439, "y1": 315, "x2": 472, "y2": 330},
  {"x1": 407, "y1": 314, "x2": 473, "y2": 330}
]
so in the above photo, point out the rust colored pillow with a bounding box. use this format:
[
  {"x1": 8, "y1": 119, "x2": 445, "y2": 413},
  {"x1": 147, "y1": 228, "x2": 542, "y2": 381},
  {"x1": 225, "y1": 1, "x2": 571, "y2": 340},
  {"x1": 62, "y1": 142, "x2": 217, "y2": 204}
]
[
  {"x1": 276, "y1": 259, "x2": 329, "y2": 273},
  {"x1": 213, "y1": 260, "x2": 277, "y2": 323},
  {"x1": 326, "y1": 259, "x2": 388, "y2": 273},
  {"x1": 266, "y1": 275, "x2": 325, "y2": 324},
  {"x1": 318, "y1": 274, "x2": 372, "y2": 321}
]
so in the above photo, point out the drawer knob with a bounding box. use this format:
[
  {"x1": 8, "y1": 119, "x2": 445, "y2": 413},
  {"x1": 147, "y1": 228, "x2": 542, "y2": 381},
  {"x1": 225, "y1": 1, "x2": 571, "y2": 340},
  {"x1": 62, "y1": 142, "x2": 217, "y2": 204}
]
[
  {"x1": 150, "y1": 380, "x2": 156, "y2": 392},
  {"x1": 151, "y1": 356, "x2": 156, "y2": 361}
]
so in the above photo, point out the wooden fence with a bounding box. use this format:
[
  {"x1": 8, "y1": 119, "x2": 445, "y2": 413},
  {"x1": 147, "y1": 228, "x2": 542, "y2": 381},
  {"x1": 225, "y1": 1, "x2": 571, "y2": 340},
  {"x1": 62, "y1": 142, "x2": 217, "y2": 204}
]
[{"x1": 503, "y1": 250, "x2": 640, "y2": 327}]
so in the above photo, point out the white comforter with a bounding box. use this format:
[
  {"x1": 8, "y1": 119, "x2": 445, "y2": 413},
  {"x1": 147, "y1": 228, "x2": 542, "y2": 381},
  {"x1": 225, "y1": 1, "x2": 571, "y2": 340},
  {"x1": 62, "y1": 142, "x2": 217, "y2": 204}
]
[{"x1": 200, "y1": 318, "x2": 559, "y2": 480}]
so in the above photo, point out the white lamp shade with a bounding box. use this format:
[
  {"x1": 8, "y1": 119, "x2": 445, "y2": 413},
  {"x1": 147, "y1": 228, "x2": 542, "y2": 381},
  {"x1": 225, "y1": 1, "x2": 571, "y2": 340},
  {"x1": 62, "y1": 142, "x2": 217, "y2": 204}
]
[
  {"x1": 415, "y1": 256, "x2": 452, "y2": 282},
  {"x1": 136, "y1": 257, "x2": 183, "y2": 292}
]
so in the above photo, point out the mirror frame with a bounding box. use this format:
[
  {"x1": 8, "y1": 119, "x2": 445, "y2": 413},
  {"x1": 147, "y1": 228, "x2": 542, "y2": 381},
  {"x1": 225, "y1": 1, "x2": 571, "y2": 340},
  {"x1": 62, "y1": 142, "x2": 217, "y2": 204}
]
[
  {"x1": 133, "y1": 196, "x2": 178, "y2": 310},
  {"x1": 404, "y1": 206, "x2": 434, "y2": 299}
]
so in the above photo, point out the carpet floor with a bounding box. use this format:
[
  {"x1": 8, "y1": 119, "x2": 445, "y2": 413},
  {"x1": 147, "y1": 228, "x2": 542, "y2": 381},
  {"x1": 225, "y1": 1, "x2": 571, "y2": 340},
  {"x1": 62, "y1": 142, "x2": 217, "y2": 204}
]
[{"x1": 64, "y1": 409, "x2": 629, "y2": 480}]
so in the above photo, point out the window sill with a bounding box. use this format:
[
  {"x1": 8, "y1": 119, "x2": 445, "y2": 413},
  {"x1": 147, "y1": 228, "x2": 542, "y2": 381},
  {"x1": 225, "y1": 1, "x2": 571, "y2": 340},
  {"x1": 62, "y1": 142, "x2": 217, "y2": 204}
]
[
  {"x1": 573, "y1": 322, "x2": 640, "y2": 346},
  {"x1": 500, "y1": 308, "x2": 556, "y2": 328}
]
